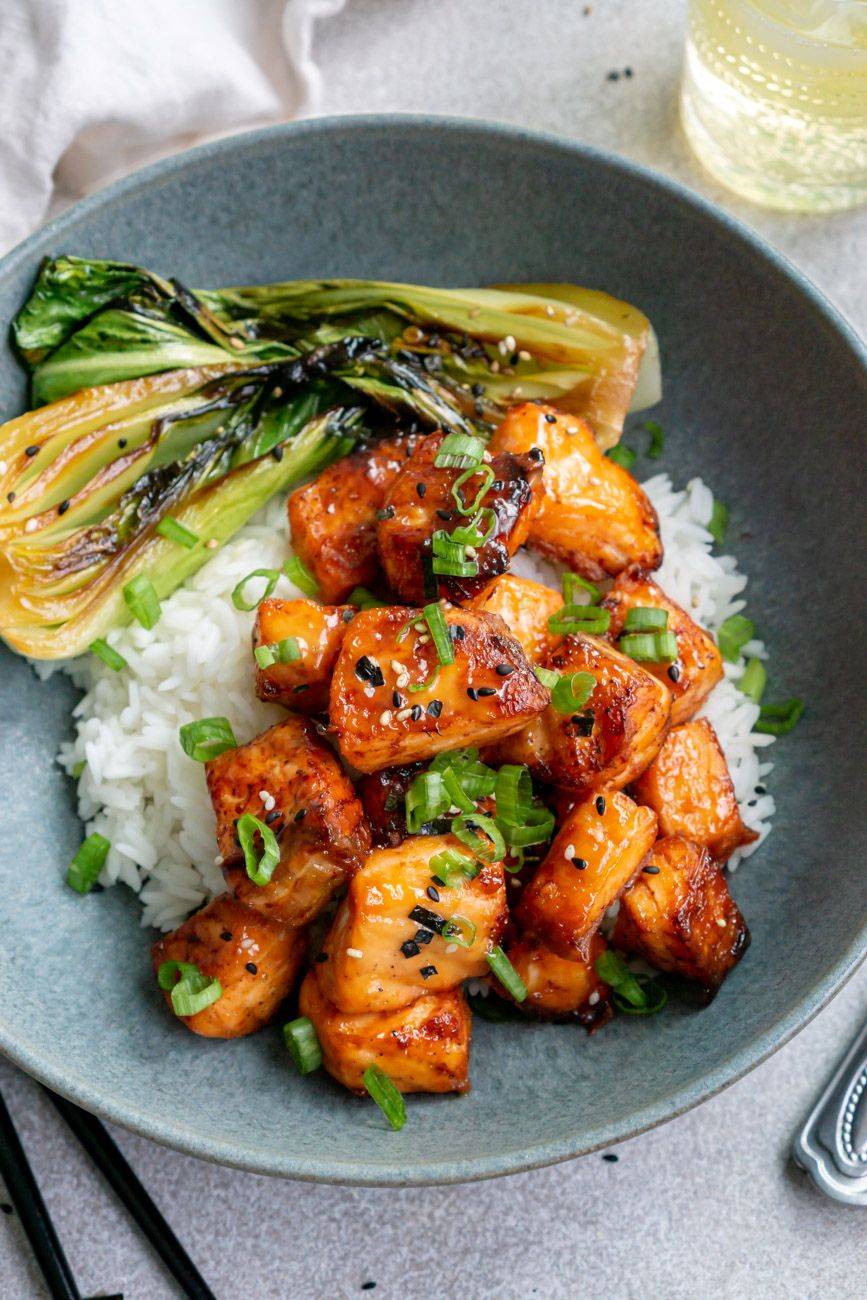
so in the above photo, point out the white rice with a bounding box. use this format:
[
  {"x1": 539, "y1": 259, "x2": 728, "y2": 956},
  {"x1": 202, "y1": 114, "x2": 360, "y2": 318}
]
[{"x1": 35, "y1": 473, "x2": 775, "y2": 932}]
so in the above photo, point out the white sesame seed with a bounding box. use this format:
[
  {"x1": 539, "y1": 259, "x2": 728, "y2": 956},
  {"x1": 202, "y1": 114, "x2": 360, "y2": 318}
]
[
  {"x1": 512, "y1": 387, "x2": 523, "y2": 398},
  {"x1": 0, "y1": 460, "x2": 7, "y2": 474},
  {"x1": 545, "y1": 304, "x2": 555, "y2": 317},
  {"x1": 464, "y1": 546, "x2": 477, "y2": 559},
  {"x1": 504, "y1": 334, "x2": 516, "y2": 352},
  {"x1": 391, "y1": 659, "x2": 404, "y2": 674},
  {"x1": 214, "y1": 854, "x2": 223, "y2": 866},
  {"x1": 363, "y1": 685, "x2": 375, "y2": 699},
  {"x1": 205, "y1": 538, "x2": 220, "y2": 549},
  {"x1": 498, "y1": 339, "x2": 509, "y2": 356},
  {"x1": 326, "y1": 503, "x2": 335, "y2": 514},
  {"x1": 396, "y1": 673, "x2": 410, "y2": 689},
  {"x1": 346, "y1": 948, "x2": 363, "y2": 959},
  {"x1": 509, "y1": 876, "x2": 521, "y2": 886},
  {"x1": 482, "y1": 450, "x2": 493, "y2": 463},
  {"x1": 489, "y1": 360, "x2": 500, "y2": 374},
  {"x1": 717, "y1": 917, "x2": 728, "y2": 927},
  {"x1": 374, "y1": 632, "x2": 382, "y2": 641},
  {"x1": 379, "y1": 710, "x2": 393, "y2": 725},
  {"x1": 588, "y1": 990, "x2": 600, "y2": 1005},
  {"x1": 240, "y1": 937, "x2": 254, "y2": 950},
  {"x1": 445, "y1": 943, "x2": 458, "y2": 955},
  {"x1": 396, "y1": 708, "x2": 412, "y2": 721},
  {"x1": 417, "y1": 633, "x2": 430, "y2": 644},
  {"x1": 518, "y1": 349, "x2": 531, "y2": 362},
  {"x1": 448, "y1": 805, "x2": 462, "y2": 816},
  {"x1": 272, "y1": 386, "x2": 283, "y2": 398},
  {"x1": 24, "y1": 518, "x2": 38, "y2": 533},
  {"x1": 564, "y1": 844, "x2": 576, "y2": 860}
]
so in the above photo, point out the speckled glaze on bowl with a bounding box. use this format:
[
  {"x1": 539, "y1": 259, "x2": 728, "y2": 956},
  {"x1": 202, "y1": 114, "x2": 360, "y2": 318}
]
[{"x1": 0, "y1": 117, "x2": 864, "y2": 1186}]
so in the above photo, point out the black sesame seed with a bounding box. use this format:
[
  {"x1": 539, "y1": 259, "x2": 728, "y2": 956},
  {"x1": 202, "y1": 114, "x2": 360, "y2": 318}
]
[
  {"x1": 264, "y1": 810, "x2": 281, "y2": 825},
  {"x1": 602, "y1": 1152, "x2": 619, "y2": 1162},
  {"x1": 25, "y1": 444, "x2": 39, "y2": 457},
  {"x1": 415, "y1": 928, "x2": 434, "y2": 945},
  {"x1": 375, "y1": 506, "x2": 395, "y2": 520},
  {"x1": 642, "y1": 864, "x2": 661, "y2": 875},
  {"x1": 245, "y1": 962, "x2": 258, "y2": 975},
  {"x1": 436, "y1": 509, "x2": 453, "y2": 521},
  {"x1": 294, "y1": 807, "x2": 307, "y2": 822},
  {"x1": 420, "y1": 965, "x2": 437, "y2": 979},
  {"x1": 416, "y1": 481, "x2": 427, "y2": 498},
  {"x1": 392, "y1": 690, "x2": 403, "y2": 708},
  {"x1": 755, "y1": 783, "x2": 767, "y2": 795},
  {"x1": 467, "y1": 687, "x2": 479, "y2": 701},
  {"x1": 361, "y1": 1283, "x2": 377, "y2": 1292},
  {"x1": 606, "y1": 70, "x2": 620, "y2": 81},
  {"x1": 58, "y1": 499, "x2": 71, "y2": 515},
  {"x1": 271, "y1": 444, "x2": 284, "y2": 462},
  {"x1": 118, "y1": 438, "x2": 128, "y2": 448},
  {"x1": 471, "y1": 382, "x2": 485, "y2": 397},
  {"x1": 544, "y1": 413, "x2": 557, "y2": 424},
  {"x1": 401, "y1": 939, "x2": 421, "y2": 959},
  {"x1": 220, "y1": 930, "x2": 233, "y2": 941},
  {"x1": 427, "y1": 699, "x2": 443, "y2": 718},
  {"x1": 448, "y1": 624, "x2": 466, "y2": 641},
  {"x1": 667, "y1": 663, "x2": 681, "y2": 683},
  {"x1": 624, "y1": 66, "x2": 633, "y2": 78},
  {"x1": 495, "y1": 663, "x2": 515, "y2": 676},
  {"x1": 342, "y1": 609, "x2": 356, "y2": 623},
  {"x1": 573, "y1": 858, "x2": 588, "y2": 871},
  {"x1": 528, "y1": 446, "x2": 544, "y2": 462},
  {"x1": 315, "y1": 951, "x2": 329, "y2": 963},
  {"x1": 6, "y1": 491, "x2": 15, "y2": 503},
  {"x1": 411, "y1": 705, "x2": 423, "y2": 722},
  {"x1": 477, "y1": 686, "x2": 497, "y2": 697},
  {"x1": 355, "y1": 655, "x2": 385, "y2": 686},
  {"x1": 427, "y1": 885, "x2": 440, "y2": 902},
  {"x1": 595, "y1": 796, "x2": 606, "y2": 815},
  {"x1": 292, "y1": 683, "x2": 309, "y2": 693}
]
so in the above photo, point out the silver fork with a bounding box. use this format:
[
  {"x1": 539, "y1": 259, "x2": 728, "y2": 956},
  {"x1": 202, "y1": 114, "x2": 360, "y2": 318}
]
[{"x1": 793, "y1": 1019, "x2": 867, "y2": 1206}]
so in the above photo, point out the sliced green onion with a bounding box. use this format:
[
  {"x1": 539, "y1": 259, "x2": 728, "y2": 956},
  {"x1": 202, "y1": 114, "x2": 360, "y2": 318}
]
[
  {"x1": 70, "y1": 759, "x2": 86, "y2": 779},
  {"x1": 66, "y1": 831, "x2": 110, "y2": 895},
  {"x1": 407, "y1": 665, "x2": 442, "y2": 694},
  {"x1": 562, "y1": 572, "x2": 601, "y2": 604},
  {"x1": 423, "y1": 601, "x2": 455, "y2": 666},
  {"x1": 717, "y1": 614, "x2": 755, "y2": 664},
  {"x1": 347, "y1": 587, "x2": 385, "y2": 609},
  {"x1": 500, "y1": 806, "x2": 556, "y2": 848},
  {"x1": 254, "y1": 637, "x2": 302, "y2": 669},
  {"x1": 551, "y1": 671, "x2": 597, "y2": 714},
  {"x1": 157, "y1": 960, "x2": 223, "y2": 1018},
  {"x1": 155, "y1": 516, "x2": 199, "y2": 549},
  {"x1": 644, "y1": 419, "x2": 665, "y2": 460},
  {"x1": 595, "y1": 949, "x2": 666, "y2": 1016},
  {"x1": 237, "y1": 813, "x2": 281, "y2": 887},
  {"x1": 533, "y1": 666, "x2": 559, "y2": 689},
  {"x1": 406, "y1": 771, "x2": 448, "y2": 832},
  {"x1": 494, "y1": 765, "x2": 533, "y2": 826},
  {"x1": 442, "y1": 914, "x2": 477, "y2": 949},
  {"x1": 232, "y1": 567, "x2": 279, "y2": 611},
  {"x1": 619, "y1": 630, "x2": 678, "y2": 663},
  {"x1": 755, "y1": 698, "x2": 804, "y2": 736},
  {"x1": 179, "y1": 716, "x2": 237, "y2": 763},
  {"x1": 547, "y1": 604, "x2": 611, "y2": 636},
  {"x1": 434, "y1": 433, "x2": 486, "y2": 469},
  {"x1": 623, "y1": 606, "x2": 669, "y2": 633},
  {"x1": 122, "y1": 574, "x2": 161, "y2": 630},
  {"x1": 606, "y1": 444, "x2": 636, "y2": 471},
  {"x1": 283, "y1": 1016, "x2": 323, "y2": 1074},
  {"x1": 740, "y1": 657, "x2": 766, "y2": 703},
  {"x1": 452, "y1": 464, "x2": 494, "y2": 516},
  {"x1": 450, "y1": 508, "x2": 497, "y2": 548},
  {"x1": 451, "y1": 813, "x2": 505, "y2": 863},
  {"x1": 430, "y1": 848, "x2": 480, "y2": 888},
  {"x1": 90, "y1": 638, "x2": 128, "y2": 672},
  {"x1": 708, "y1": 498, "x2": 728, "y2": 545},
  {"x1": 429, "y1": 748, "x2": 497, "y2": 798},
  {"x1": 362, "y1": 1063, "x2": 407, "y2": 1131},
  {"x1": 431, "y1": 531, "x2": 478, "y2": 577},
  {"x1": 486, "y1": 945, "x2": 528, "y2": 1003},
  {"x1": 441, "y1": 766, "x2": 476, "y2": 814},
  {"x1": 283, "y1": 555, "x2": 320, "y2": 598}
]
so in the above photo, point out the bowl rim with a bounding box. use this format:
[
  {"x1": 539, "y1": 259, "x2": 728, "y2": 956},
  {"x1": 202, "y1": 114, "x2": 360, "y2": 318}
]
[{"x1": 0, "y1": 113, "x2": 864, "y2": 1186}]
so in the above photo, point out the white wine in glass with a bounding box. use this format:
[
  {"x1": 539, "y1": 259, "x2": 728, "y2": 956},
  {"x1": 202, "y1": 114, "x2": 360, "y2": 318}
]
[{"x1": 681, "y1": 0, "x2": 867, "y2": 211}]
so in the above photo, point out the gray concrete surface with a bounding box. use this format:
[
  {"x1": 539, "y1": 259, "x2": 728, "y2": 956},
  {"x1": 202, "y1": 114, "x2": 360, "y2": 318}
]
[{"x1": 1, "y1": 2, "x2": 865, "y2": 1296}]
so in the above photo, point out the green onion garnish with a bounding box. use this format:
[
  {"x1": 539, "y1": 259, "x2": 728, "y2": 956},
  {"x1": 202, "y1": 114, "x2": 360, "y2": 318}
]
[
  {"x1": 533, "y1": 666, "x2": 559, "y2": 690},
  {"x1": 547, "y1": 605, "x2": 612, "y2": 636},
  {"x1": 407, "y1": 665, "x2": 442, "y2": 694},
  {"x1": 90, "y1": 638, "x2": 128, "y2": 672},
  {"x1": 605, "y1": 444, "x2": 636, "y2": 471},
  {"x1": 283, "y1": 555, "x2": 320, "y2": 598},
  {"x1": 500, "y1": 805, "x2": 556, "y2": 848},
  {"x1": 157, "y1": 960, "x2": 223, "y2": 1018},
  {"x1": 551, "y1": 670, "x2": 597, "y2": 714},
  {"x1": 623, "y1": 606, "x2": 669, "y2": 633},
  {"x1": 452, "y1": 464, "x2": 494, "y2": 516},
  {"x1": 595, "y1": 949, "x2": 667, "y2": 1016},
  {"x1": 406, "y1": 771, "x2": 448, "y2": 832},
  {"x1": 231, "y1": 567, "x2": 279, "y2": 611},
  {"x1": 347, "y1": 587, "x2": 385, "y2": 608},
  {"x1": 429, "y1": 748, "x2": 497, "y2": 799},
  {"x1": 619, "y1": 631, "x2": 678, "y2": 663},
  {"x1": 432, "y1": 532, "x2": 478, "y2": 577},
  {"x1": 434, "y1": 433, "x2": 486, "y2": 469},
  {"x1": 562, "y1": 572, "x2": 601, "y2": 604},
  {"x1": 644, "y1": 419, "x2": 665, "y2": 460},
  {"x1": 70, "y1": 759, "x2": 86, "y2": 779},
  {"x1": 740, "y1": 657, "x2": 766, "y2": 703},
  {"x1": 708, "y1": 498, "x2": 728, "y2": 545},
  {"x1": 254, "y1": 637, "x2": 301, "y2": 669},
  {"x1": 442, "y1": 914, "x2": 477, "y2": 949},
  {"x1": 450, "y1": 508, "x2": 497, "y2": 547},
  {"x1": 430, "y1": 848, "x2": 481, "y2": 888},
  {"x1": 494, "y1": 765, "x2": 533, "y2": 826},
  {"x1": 122, "y1": 574, "x2": 161, "y2": 630},
  {"x1": 236, "y1": 813, "x2": 280, "y2": 886},
  {"x1": 155, "y1": 517, "x2": 199, "y2": 549},
  {"x1": 423, "y1": 601, "x2": 455, "y2": 666},
  {"x1": 283, "y1": 1016, "x2": 323, "y2": 1074},
  {"x1": 362, "y1": 1063, "x2": 407, "y2": 1131},
  {"x1": 66, "y1": 831, "x2": 110, "y2": 895},
  {"x1": 717, "y1": 614, "x2": 755, "y2": 663},
  {"x1": 451, "y1": 813, "x2": 505, "y2": 863},
  {"x1": 486, "y1": 945, "x2": 528, "y2": 1003},
  {"x1": 755, "y1": 698, "x2": 804, "y2": 736},
  {"x1": 178, "y1": 716, "x2": 237, "y2": 763},
  {"x1": 441, "y1": 766, "x2": 476, "y2": 814}
]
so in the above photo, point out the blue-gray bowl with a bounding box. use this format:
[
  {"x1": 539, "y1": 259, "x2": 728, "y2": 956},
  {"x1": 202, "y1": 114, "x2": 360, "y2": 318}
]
[{"x1": 0, "y1": 117, "x2": 864, "y2": 1185}]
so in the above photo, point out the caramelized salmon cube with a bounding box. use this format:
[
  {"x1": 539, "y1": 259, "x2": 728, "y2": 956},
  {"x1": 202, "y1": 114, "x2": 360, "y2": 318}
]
[
  {"x1": 632, "y1": 718, "x2": 758, "y2": 861},
  {"x1": 253, "y1": 598, "x2": 354, "y2": 713},
  {"x1": 316, "y1": 834, "x2": 508, "y2": 1013},
  {"x1": 471, "y1": 573, "x2": 563, "y2": 663},
  {"x1": 299, "y1": 969, "x2": 471, "y2": 1094},
  {"x1": 601, "y1": 567, "x2": 723, "y2": 724},
  {"x1": 612, "y1": 834, "x2": 750, "y2": 992},
  {"x1": 488, "y1": 402, "x2": 662, "y2": 580},
  {"x1": 488, "y1": 632, "x2": 670, "y2": 794},
  {"x1": 152, "y1": 895, "x2": 306, "y2": 1039},
  {"x1": 501, "y1": 931, "x2": 612, "y2": 1027},
  {"x1": 206, "y1": 718, "x2": 370, "y2": 926},
  {"x1": 516, "y1": 792, "x2": 657, "y2": 959},
  {"x1": 358, "y1": 763, "x2": 425, "y2": 847},
  {"x1": 287, "y1": 433, "x2": 420, "y2": 602},
  {"x1": 329, "y1": 602, "x2": 550, "y2": 774},
  {"x1": 376, "y1": 431, "x2": 543, "y2": 605}
]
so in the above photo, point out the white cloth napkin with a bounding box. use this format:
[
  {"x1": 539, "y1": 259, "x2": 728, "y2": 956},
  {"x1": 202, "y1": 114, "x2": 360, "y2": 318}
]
[{"x1": 0, "y1": 0, "x2": 344, "y2": 256}]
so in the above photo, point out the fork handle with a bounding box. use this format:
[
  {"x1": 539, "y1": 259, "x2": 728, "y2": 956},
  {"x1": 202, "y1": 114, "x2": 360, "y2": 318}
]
[{"x1": 793, "y1": 1018, "x2": 867, "y2": 1206}]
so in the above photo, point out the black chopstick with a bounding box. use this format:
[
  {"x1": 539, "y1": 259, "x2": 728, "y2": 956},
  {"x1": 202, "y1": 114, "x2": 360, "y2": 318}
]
[
  {"x1": 43, "y1": 1089, "x2": 217, "y2": 1300},
  {"x1": 0, "y1": 1088, "x2": 82, "y2": 1300}
]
